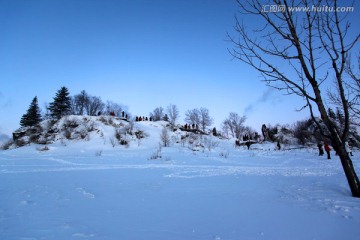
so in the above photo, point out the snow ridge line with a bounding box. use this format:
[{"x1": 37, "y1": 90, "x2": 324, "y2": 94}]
[{"x1": 0, "y1": 163, "x2": 339, "y2": 177}]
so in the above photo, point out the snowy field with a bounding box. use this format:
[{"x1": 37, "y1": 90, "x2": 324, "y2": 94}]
[{"x1": 1, "y1": 120, "x2": 359, "y2": 240}]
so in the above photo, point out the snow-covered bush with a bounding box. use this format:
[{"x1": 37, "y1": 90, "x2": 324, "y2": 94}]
[
  {"x1": 124, "y1": 120, "x2": 134, "y2": 135},
  {"x1": 63, "y1": 128, "x2": 72, "y2": 139},
  {"x1": 15, "y1": 137, "x2": 28, "y2": 147},
  {"x1": 114, "y1": 128, "x2": 129, "y2": 146},
  {"x1": 134, "y1": 130, "x2": 147, "y2": 139},
  {"x1": 99, "y1": 116, "x2": 114, "y2": 126},
  {"x1": 63, "y1": 117, "x2": 80, "y2": 129}
]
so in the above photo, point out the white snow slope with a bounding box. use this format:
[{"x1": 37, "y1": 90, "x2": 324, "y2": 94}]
[{"x1": 0, "y1": 117, "x2": 359, "y2": 240}]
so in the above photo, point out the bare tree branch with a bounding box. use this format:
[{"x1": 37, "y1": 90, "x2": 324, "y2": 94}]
[{"x1": 229, "y1": 0, "x2": 360, "y2": 197}]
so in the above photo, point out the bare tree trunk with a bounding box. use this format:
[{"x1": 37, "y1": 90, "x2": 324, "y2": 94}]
[
  {"x1": 229, "y1": 0, "x2": 360, "y2": 197},
  {"x1": 319, "y1": 105, "x2": 360, "y2": 197},
  {"x1": 337, "y1": 144, "x2": 360, "y2": 197}
]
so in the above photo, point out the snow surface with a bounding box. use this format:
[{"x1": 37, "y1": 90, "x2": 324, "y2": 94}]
[{"x1": 0, "y1": 118, "x2": 359, "y2": 240}]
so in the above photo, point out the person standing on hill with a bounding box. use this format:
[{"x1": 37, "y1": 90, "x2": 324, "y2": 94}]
[
  {"x1": 317, "y1": 142, "x2": 324, "y2": 156},
  {"x1": 324, "y1": 143, "x2": 331, "y2": 159}
]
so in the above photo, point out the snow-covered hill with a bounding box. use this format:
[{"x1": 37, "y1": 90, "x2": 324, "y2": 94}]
[
  {"x1": 1, "y1": 115, "x2": 360, "y2": 240},
  {"x1": 0, "y1": 133, "x2": 10, "y2": 146}
]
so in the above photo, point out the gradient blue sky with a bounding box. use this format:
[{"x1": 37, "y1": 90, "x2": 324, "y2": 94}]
[{"x1": 1, "y1": 0, "x2": 358, "y2": 136}]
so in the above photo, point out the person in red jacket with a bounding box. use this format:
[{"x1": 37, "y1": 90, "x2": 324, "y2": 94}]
[{"x1": 324, "y1": 143, "x2": 331, "y2": 159}]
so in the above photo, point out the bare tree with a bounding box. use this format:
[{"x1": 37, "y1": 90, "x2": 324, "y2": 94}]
[
  {"x1": 71, "y1": 91, "x2": 104, "y2": 116},
  {"x1": 160, "y1": 127, "x2": 171, "y2": 147},
  {"x1": 345, "y1": 53, "x2": 360, "y2": 125},
  {"x1": 104, "y1": 101, "x2": 123, "y2": 116},
  {"x1": 185, "y1": 108, "x2": 213, "y2": 132},
  {"x1": 87, "y1": 96, "x2": 105, "y2": 116},
  {"x1": 185, "y1": 108, "x2": 200, "y2": 126},
  {"x1": 166, "y1": 104, "x2": 179, "y2": 128},
  {"x1": 73, "y1": 90, "x2": 89, "y2": 115},
  {"x1": 199, "y1": 108, "x2": 213, "y2": 132},
  {"x1": 329, "y1": 52, "x2": 360, "y2": 126},
  {"x1": 150, "y1": 107, "x2": 164, "y2": 121},
  {"x1": 229, "y1": 0, "x2": 360, "y2": 197},
  {"x1": 222, "y1": 113, "x2": 247, "y2": 139}
]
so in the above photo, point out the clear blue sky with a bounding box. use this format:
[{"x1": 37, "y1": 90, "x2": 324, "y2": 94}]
[{"x1": 2, "y1": 0, "x2": 356, "y2": 136}]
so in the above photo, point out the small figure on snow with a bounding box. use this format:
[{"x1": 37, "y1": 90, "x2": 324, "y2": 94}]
[
  {"x1": 345, "y1": 141, "x2": 353, "y2": 156},
  {"x1": 324, "y1": 143, "x2": 331, "y2": 159},
  {"x1": 246, "y1": 141, "x2": 251, "y2": 150},
  {"x1": 317, "y1": 142, "x2": 324, "y2": 156},
  {"x1": 277, "y1": 140, "x2": 281, "y2": 150}
]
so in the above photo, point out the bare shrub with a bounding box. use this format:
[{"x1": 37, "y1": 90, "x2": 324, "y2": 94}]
[
  {"x1": 219, "y1": 150, "x2": 229, "y2": 159},
  {"x1": 59, "y1": 138, "x2": 67, "y2": 146},
  {"x1": 15, "y1": 138, "x2": 27, "y2": 147},
  {"x1": 149, "y1": 144, "x2": 162, "y2": 160},
  {"x1": 63, "y1": 129, "x2": 72, "y2": 139},
  {"x1": 115, "y1": 128, "x2": 129, "y2": 147},
  {"x1": 86, "y1": 121, "x2": 96, "y2": 132},
  {"x1": 119, "y1": 139, "x2": 129, "y2": 146},
  {"x1": 160, "y1": 127, "x2": 170, "y2": 147},
  {"x1": 95, "y1": 150, "x2": 102, "y2": 156},
  {"x1": 37, "y1": 145, "x2": 49, "y2": 151},
  {"x1": 78, "y1": 128, "x2": 88, "y2": 139},
  {"x1": 63, "y1": 117, "x2": 79, "y2": 129},
  {"x1": 203, "y1": 137, "x2": 220, "y2": 151},
  {"x1": 125, "y1": 120, "x2": 134, "y2": 135},
  {"x1": 109, "y1": 137, "x2": 117, "y2": 147},
  {"x1": 108, "y1": 117, "x2": 114, "y2": 126},
  {"x1": 85, "y1": 134, "x2": 90, "y2": 141}
]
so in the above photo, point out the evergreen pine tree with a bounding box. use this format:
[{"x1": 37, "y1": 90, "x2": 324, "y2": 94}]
[
  {"x1": 20, "y1": 96, "x2": 42, "y2": 127},
  {"x1": 163, "y1": 114, "x2": 169, "y2": 122},
  {"x1": 212, "y1": 127, "x2": 217, "y2": 136},
  {"x1": 48, "y1": 86, "x2": 71, "y2": 120}
]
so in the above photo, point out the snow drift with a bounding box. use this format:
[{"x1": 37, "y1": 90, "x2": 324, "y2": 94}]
[{"x1": 0, "y1": 115, "x2": 359, "y2": 240}]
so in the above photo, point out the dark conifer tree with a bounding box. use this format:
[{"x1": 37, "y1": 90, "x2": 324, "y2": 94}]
[
  {"x1": 212, "y1": 127, "x2": 217, "y2": 136},
  {"x1": 163, "y1": 114, "x2": 169, "y2": 122},
  {"x1": 48, "y1": 86, "x2": 71, "y2": 120},
  {"x1": 20, "y1": 96, "x2": 42, "y2": 127}
]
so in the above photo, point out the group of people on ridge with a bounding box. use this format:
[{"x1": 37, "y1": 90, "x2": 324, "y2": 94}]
[{"x1": 317, "y1": 141, "x2": 353, "y2": 159}]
